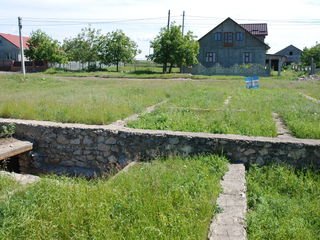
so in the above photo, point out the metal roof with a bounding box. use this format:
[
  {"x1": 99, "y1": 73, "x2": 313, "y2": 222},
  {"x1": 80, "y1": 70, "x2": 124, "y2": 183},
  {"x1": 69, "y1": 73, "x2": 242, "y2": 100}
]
[
  {"x1": 240, "y1": 24, "x2": 268, "y2": 36},
  {"x1": 0, "y1": 33, "x2": 30, "y2": 49}
]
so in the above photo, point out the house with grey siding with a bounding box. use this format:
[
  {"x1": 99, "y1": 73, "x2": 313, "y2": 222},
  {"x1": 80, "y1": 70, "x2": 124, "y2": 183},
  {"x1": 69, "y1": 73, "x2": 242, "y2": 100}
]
[
  {"x1": 0, "y1": 33, "x2": 29, "y2": 61},
  {"x1": 185, "y1": 17, "x2": 270, "y2": 76},
  {"x1": 275, "y1": 45, "x2": 302, "y2": 65}
]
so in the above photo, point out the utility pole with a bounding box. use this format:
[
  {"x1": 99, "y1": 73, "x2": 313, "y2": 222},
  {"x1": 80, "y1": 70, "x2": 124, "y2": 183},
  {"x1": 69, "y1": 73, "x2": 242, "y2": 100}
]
[
  {"x1": 182, "y1": 11, "x2": 185, "y2": 36},
  {"x1": 163, "y1": 10, "x2": 171, "y2": 73},
  {"x1": 18, "y1": 17, "x2": 26, "y2": 75},
  {"x1": 167, "y1": 10, "x2": 171, "y2": 30}
]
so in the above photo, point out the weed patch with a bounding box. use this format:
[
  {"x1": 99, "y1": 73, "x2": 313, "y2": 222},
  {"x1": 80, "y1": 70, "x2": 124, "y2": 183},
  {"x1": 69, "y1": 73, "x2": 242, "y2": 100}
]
[
  {"x1": 246, "y1": 165, "x2": 320, "y2": 240},
  {"x1": 0, "y1": 155, "x2": 227, "y2": 239}
]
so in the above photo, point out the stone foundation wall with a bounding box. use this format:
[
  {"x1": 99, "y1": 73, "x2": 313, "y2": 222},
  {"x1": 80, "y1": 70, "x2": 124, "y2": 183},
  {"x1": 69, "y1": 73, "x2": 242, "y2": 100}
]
[
  {"x1": 183, "y1": 63, "x2": 271, "y2": 76},
  {"x1": 1, "y1": 118, "x2": 319, "y2": 177}
]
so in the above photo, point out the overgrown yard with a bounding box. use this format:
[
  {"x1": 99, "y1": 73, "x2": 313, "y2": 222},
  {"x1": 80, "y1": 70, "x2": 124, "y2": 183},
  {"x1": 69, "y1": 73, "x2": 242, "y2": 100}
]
[
  {"x1": 0, "y1": 155, "x2": 227, "y2": 240},
  {"x1": 129, "y1": 80, "x2": 320, "y2": 139},
  {"x1": 246, "y1": 165, "x2": 320, "y2": 240},
  {"x1": 0, "y1": 74, "x2": 180, "y2": 124},
  {"x1": 0, "y1": 73, "x2": 319, "y2": 138}
]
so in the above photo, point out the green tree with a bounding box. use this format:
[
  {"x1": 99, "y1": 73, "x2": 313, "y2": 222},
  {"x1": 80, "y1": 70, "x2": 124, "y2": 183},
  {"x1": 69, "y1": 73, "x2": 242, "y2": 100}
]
[
  {"x1": 148, "y1": 24, "x2": 199, "y2": 73},
  {"x1": 98, "y1": 30, "x2": 140, "y2": 72},
  {"x1": 62, "y1": 27, "x2": 101, "y2": 65},
  {"x1": 301, "y1": 44, "x2": 320, "y2": 68},
  {"x1": 25, "y1": 30, "x2": 66, "y2": 63}
]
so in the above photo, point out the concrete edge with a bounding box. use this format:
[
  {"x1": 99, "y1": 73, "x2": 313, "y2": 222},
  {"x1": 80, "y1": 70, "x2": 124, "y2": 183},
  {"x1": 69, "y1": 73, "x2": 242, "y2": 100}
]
[
  {"x1": 1, "y1": 118, "x2": 319, "y2": 146},
  {"x1": 0, "y1": 139, "x2": 33, "y2": 161}
]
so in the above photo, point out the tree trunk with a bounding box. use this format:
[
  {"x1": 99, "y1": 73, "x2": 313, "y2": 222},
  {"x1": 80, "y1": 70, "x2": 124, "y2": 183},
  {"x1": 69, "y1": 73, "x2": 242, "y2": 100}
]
[
  {"x1": 162, "y1": 63, "x2": 167, "y2": 73},
  {"x1": 116, "y1": 62, "x2": 119, "y2": 72},
  {"x1": 169, "y1": 63, "x2": 173, "y2": 73}
]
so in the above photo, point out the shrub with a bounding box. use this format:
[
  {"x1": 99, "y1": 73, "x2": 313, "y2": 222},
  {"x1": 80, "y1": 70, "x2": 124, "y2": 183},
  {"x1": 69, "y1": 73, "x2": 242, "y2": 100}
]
[{"x1": 0, "y1": 123, "x2": 15, "y2": 138}]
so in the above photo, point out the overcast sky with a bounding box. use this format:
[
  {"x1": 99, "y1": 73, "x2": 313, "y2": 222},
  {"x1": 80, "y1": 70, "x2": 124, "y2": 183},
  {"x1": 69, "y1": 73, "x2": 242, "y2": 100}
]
[{"x1": 1, "y1": 0, "x2": 319, "y2": 59}]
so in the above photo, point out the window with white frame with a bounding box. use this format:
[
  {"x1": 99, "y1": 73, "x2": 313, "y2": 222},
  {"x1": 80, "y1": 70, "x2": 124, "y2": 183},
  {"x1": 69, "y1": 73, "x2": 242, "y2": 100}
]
[{"x1": 205, "y1": 52, "x2": 215, "y2": 63}]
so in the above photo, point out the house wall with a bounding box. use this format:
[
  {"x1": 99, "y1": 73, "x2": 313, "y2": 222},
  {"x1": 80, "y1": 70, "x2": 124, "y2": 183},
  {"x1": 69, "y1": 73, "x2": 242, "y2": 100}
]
[
  {"x1": 276, "y1": 45, "x2": 302, "y2": 64},
  {"x1": 0, "y1": 36, "x2": 20, "y2": 61},
  {"x1": 198, "y1": 19, "x2": 267, "y2": 68}
]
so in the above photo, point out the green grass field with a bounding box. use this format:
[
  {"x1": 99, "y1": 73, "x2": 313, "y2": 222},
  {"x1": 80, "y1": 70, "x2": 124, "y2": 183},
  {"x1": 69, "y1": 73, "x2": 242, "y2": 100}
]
[
  {"x1": 0, "y1": 155, "x2": 227, "y2": 240},
  {"x1": 246, "y1": 165, "x2": 320, "y2": 240},
  {"x1": 129, "y1": 80, "x2": 320, "y2": 138},
  {"x1": 0, "y1": 74, "x2": 182, "y2": 124},
  {"x1": 0, "y1": 73, "x2": 319, "y2": 138}
]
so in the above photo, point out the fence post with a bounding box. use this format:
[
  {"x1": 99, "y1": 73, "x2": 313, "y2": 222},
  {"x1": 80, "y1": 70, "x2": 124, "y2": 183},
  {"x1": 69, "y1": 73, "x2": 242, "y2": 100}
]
[{"x1": 278, "y1": 60, "x2": 281, "y2": 76}]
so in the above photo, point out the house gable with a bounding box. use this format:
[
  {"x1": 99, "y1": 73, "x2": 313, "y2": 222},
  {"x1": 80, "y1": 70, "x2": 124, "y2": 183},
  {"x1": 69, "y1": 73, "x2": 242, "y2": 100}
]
[
  {"x1": 275, "y1": 45, "x2": 302, "y2": 64},
  {"x1": 198, "y1": 17, "x2": 269, "y2": 68},
  {"x1": 198, "y1": 18, "x2": 269, "y2": 50},
  {"x1": 275, "y1": 45, "x2": 302, "y2": 55}
]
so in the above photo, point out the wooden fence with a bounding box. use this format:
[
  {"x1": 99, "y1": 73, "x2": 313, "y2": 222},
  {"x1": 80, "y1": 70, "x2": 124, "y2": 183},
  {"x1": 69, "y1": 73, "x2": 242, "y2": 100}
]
[{"x1": 0, "y1": 60, "x2": 48, "y2": 72}]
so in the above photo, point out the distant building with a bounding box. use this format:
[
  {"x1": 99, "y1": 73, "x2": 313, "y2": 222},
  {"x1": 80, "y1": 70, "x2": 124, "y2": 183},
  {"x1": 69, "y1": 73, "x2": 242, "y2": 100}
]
[
  {"x1": 184, "y1": 17, "x2": 270, "y2": 76},
  {"x1": 0, "y1": 33, "x2": 48, "y2": 72},
  {"x1": 0, "y1": 33, "x2": 29, "y2": 61},
  {"x1": 197, "y1": 17, "x2": 269, "y2": 68},
  {"x1": 275, "y1": 45, "x2": 302, "y2": 65}
]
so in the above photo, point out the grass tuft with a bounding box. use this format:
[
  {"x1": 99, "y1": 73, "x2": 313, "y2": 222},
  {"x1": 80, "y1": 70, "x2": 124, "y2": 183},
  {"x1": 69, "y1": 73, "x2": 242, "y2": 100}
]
[{"x1": 0, "y1": 155, "x2": 228, "y2": 239}]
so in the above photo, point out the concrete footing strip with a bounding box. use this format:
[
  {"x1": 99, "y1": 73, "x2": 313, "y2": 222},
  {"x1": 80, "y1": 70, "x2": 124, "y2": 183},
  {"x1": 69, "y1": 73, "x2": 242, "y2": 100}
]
[
  {"x1": 0, "y1": 139, "x2": 33, "y2": 161},
  {"x1": 0, "y1": 171, "x2": 40, "y2": 185},
  {"x1": 208, "y1": 164, "x2": 247, "y2": 240},
  {"x1": 108, "y1": 100, "x2": 167, "y2": 127},
  {"x1": 300, "y1": 93, "x2": 320, "y2": 104},
  {"x1": 272, "y1": 112, "x2": 293, "y2": 139}
]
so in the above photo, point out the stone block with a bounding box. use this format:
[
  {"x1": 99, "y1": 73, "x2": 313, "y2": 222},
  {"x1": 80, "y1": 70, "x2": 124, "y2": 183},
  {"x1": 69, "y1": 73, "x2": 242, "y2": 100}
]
[
  {"x1": 70, "y1": 138, "x2": 81, "y2": 145},
  {"x1": 57, "y1": 135, "x2": 69, "y2": 145},
  {"x1": 83, "y1": 136, "x2": 93, "y2": 145},
  {"x1": 106, "y1": 137, "x2": 117, "y2": 145}
]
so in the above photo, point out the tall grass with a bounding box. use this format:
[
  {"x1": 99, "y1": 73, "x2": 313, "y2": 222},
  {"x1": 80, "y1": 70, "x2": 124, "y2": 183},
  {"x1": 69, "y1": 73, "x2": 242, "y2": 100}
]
[
  {"x1": 0, "y1": 155, "x2": 228, "y2": 240},
  {"x1": 0, "y1": 174, "x2": 20, "y2": 197},
  {"x1": 0, "y1": 75, "x2": 182, "y2": 124},
  {"x1": 129, "y1": 79, "x2": 319, "y2": 138},
  {"x1": 246, "y1": 165, "x2": 320, "y2": 240},
  {"x1": 1, "y1": 74, "x2": 319, "y2": 138}
]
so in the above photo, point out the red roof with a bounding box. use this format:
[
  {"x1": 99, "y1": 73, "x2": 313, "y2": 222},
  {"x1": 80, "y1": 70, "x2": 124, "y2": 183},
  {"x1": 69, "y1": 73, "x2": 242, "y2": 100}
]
[
  {"x1": 0, "y1": 33, "x2": 30, "y2": 49},
  {"x1": 240, "y1": 24, "x2": 268, "y2": 36}
]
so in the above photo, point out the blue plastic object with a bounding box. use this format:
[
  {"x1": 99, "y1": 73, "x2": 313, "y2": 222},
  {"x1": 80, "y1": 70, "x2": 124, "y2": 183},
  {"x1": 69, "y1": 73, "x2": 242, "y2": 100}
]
[{"x1": 245, "y1": 76, "x2": 259, "y2": 89}]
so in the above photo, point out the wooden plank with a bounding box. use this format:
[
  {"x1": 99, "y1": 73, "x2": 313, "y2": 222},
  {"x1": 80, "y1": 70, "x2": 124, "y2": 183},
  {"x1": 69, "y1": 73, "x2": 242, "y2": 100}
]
[{"x1": 0, "y1": 139, "x2": 33, "y2": 161}]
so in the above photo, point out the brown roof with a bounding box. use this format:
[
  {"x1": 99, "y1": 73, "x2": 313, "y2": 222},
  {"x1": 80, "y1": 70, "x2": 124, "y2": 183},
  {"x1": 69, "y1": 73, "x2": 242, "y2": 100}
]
[
  {"x1": 0, "y1": 33, "x2": 30, "y2": 49},
  {"x1": 240, "y1": 24, "x2": 268, "y2": 36}
]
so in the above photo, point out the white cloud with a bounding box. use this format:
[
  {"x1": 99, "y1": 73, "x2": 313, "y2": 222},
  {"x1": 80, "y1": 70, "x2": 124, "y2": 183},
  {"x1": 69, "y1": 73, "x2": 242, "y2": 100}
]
[{"x1": 0, "y1": 0, "x2": 319, "y2": 58}]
